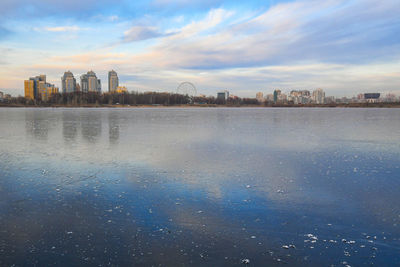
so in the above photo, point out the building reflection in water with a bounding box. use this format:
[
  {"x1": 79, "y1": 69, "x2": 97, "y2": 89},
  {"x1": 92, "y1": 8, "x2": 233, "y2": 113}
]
[
  {"x1": 81, "y1": 111, "x2": 102, "y2": 143},
  {"x1": 108, "y1": 112, "x2": 120, "y2": 144},
  {"x1": 62, "y1": 110, "x2": 78, "y2": 142},
  {"x1": 25, "y1": 109, "x2": 50, "y2": 141}
]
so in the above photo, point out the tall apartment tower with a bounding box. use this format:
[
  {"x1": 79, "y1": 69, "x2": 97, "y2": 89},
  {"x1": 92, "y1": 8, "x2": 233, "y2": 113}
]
[
  {"x1": 256, "y1": 92, "x2": 264, "y2": 102},
  {"x1": 312, "y1": 88, "x2": 325, "y2": 104},
  {"x1": 85, "y1": 70, "x2": 101, "y2": 92},
  {"x1": 24, "y1": 80, "x2": 35, "y2": 100},
  {"x1": 273, "y1": 89, "x2": 281, "y2": 103},
  {"x1": 62, "y1": 71, "x2": 76, "y2": 93},
  {"x1": 81, "y1": 71, "x2": 101, "y2": 93},
  {"x1": 80, "y1": 74, "x2": 89, "y2": 92},
  {"x1": 108, "y1": 70, "x2": 119, "y2": 93}
]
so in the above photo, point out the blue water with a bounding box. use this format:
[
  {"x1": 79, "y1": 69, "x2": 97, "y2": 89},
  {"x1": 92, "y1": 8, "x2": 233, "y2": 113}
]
[{"x1": 0, "y1": 108, "x2": 399, "y2": 266}]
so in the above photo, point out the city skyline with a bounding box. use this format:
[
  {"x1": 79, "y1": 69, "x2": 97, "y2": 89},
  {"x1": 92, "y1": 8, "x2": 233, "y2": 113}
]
[
  {"x1": 0, "y1": 0, "x2": 399, "y2": 97},
  {"x1": 19, "y1": 69, "x2": 399, "y2": 103}
]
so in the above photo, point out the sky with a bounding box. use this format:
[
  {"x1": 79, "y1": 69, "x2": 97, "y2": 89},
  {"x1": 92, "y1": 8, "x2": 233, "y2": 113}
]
[{"x1": 0, "y1": 0, "x2": 399, "y2": 97}]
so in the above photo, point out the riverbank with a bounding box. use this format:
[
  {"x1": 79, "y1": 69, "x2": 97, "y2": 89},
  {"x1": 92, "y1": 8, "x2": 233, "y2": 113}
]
[{"x1": 1, "y1": 102, "x2": 400, "y2": 108}]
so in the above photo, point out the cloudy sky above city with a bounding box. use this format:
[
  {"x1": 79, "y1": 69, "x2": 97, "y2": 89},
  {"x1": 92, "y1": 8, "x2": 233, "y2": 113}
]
[{"x1": 0, "y1": 0, "x2": 399, "y2": 97}]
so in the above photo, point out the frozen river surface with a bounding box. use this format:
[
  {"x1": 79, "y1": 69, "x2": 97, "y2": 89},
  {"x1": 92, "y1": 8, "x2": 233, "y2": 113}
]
[{"x1": 0, "y1": 107, "x2": 399, "y2": 266}]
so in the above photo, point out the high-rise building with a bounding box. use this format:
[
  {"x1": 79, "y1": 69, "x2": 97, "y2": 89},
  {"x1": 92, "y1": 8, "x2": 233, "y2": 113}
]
[
  {"x1": 85, "y1": 70, "x2": 101, "y2": 93},
  {"x1": 39, "y1": 82, "x2": 58, "y2": 101},
  {"x1": 62, "y1": 71, "x2": 77, "y2": 93},
  {"x1": 97, "y1": 79, "x2": 101, "y2": 92},
  {"x1": 80, "y1": 74, "x2": 88, "y2": 92},
  {"x1": 312, "y1": 88, "x2": 325, "y2": 104},
  {"x1": 108, "y1": 70, "x2": 119, "y2": 92},
  {"x1": 273, "y1": 89, "x2": 281, "y2": 103},
  {"x1": 25, "y1": 74, "x2": 57, "y2": 100},
  {"x1": 39, "y1": 74, "x2": 46, "y2": 83},
  {"x1": 24, "y1": 75, "x2": 45, "y2": 99},
  {"x1": 256, "y1": 92, "x2": 264, "y2": 102},
  {"x1": 0, "y1": 91, "x2": 3, "y2": 100},
  {"x1": 24, "y1": 80, "x2": 35, "y2": 100}
]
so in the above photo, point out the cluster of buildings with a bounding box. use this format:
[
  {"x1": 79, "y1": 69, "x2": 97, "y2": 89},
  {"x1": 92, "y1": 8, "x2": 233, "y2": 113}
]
[
  {"x1": 257, "y1": 89, "x2": 399, "y2": 104},
  {"x1": 258, "y1": 88, "x2": 327, "y2": 104},
  {"x1": 19, "y1": 72, "x2": 400, "y2": 104},
  {"x1": 0, "y1": 91, "x2": 11, "y2": 101},
  {"x1": 24, "y1": 75, "x2": 59, "y2": 101},
  {"x1": 24, "y1": 70, "x2": 128, "y2": 100}
]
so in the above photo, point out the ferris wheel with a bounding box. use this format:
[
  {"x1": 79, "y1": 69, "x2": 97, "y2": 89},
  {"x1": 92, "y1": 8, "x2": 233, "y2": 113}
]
[{"x1": 177, "y1": 82, "x2": 197, "y2": 96}]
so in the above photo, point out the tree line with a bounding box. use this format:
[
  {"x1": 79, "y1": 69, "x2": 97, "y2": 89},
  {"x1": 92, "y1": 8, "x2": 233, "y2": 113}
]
[{"x1": 3, "y1": 92, "x2": 261, "y2": 106}]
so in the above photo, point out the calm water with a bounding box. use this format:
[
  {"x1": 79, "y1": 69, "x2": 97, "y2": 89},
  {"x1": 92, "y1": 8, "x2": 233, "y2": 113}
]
[{"x1": 0, "y1": 107, "x2": 399, "y2": 266}]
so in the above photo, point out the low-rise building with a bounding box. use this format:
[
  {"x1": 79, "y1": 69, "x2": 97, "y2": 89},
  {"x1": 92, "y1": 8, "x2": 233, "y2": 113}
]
[
  {"x1": 364, "y1": 93, "x2": 380, "y2": 103},
  {"x1": 325, "y1": 96, "x2": 335, "y2": 104},
  {"x1": 115, "y1": 86, "x2": 128, "y2": 93},
  {"x1": 265, "y1": 94, "x2": 274, "y2": 102},
  {"x1": 217, "y1": 90, "x2": 229, "y2": 100},
  {"x1": 384, "y1": 93, "x2": 397, "y2": 102}
]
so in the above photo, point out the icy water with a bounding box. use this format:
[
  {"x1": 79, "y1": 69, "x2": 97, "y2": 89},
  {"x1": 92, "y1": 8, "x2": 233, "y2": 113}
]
[{"x1": 0, "y1": 108, "x2": 399, "y2": 266}]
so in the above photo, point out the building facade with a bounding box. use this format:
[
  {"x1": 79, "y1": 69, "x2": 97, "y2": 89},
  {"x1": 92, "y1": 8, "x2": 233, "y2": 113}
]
[
  {"x1": 288, "y1": 90, "x2": 311, "y2": 104},
  {"x1": 256, "y1": 92, "x2": 264, "y2": 103},
  {"x1": 116, "y1": 86, "x2": 127, "y2": 93},
  {"x1": 39, "y1": 82, "x2": 59, "y2": 101},
  {"x1": 108, "y1": 70, "x2": 119, "y2": 92},
  {"x1": 273, "y1": 89, "x2": 281, "y2": 103},
  {"x1": 364, "y1": 93, "x2": 380, "y2": 103},
  {"x1": 312, "y1": 88, "x2": 325, "y2": 104},
  {"x1": 84, "y1": 70, "x2": 101, "y2": 93},
  {"x1": 25, "y1": 74, "x2": 58, "y2": 100},
  {"x1": 217, "y1": 90, "x2": 229, "y2": 101},
  {"x1": 62, "y1": 71, "x2": 77, "y2": 93},
  {"x1": 80, "y1": 74, "x2": 88, "y2": 92},
  {"x1": 24, "y1": 80, "x2": 35, "y2": 100}
]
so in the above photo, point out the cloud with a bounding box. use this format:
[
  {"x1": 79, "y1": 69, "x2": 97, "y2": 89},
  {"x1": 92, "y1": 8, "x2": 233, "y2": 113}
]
[
  {"x1": 131, "y1": 0, "x2": 400, "y2": 70},
  {"x1": 34, "y1": 25, "x2": 82, "y2": 32},
  {"x1": 122, "y1": 26, "x2": 167, "y2": 43},
  {"x1": 119, "y1": 8, "x2": 232, "y2": 44},
  {"x1": 109, "y1": 15, "x2": 119, "y2": 22},
  {"x1": 1, "y1": 0, "x2": 400, "y2": 97}
]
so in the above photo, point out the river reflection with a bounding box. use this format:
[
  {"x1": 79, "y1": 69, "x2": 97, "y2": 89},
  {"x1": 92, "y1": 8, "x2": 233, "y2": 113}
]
[
  {"x1": 25, "y1": 109, "x2": 50, "y2": 140},
  {"x1": 62, "y1": 110, "x2": 78, "y2": 142},
  {"x1": 108, "y1": 112, "x2": 120, "y2": 144},
  {"x1": 0, "y1": 108, "x2": 400, "y2": 266},
  {"x1": 81, "y1": 111, "x2": 102, "y2": 143}
]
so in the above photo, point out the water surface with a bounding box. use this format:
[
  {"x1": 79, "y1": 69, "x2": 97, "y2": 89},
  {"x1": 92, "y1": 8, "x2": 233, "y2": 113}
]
[{"x1": 0, "y1": 107, "x2": 399, "y2": 266}]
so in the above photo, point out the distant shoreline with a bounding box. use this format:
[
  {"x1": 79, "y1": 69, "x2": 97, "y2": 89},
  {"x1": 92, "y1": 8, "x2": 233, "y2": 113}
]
[{"x1": 1, "y1": 103, "x2": 400, "y2": 108}]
